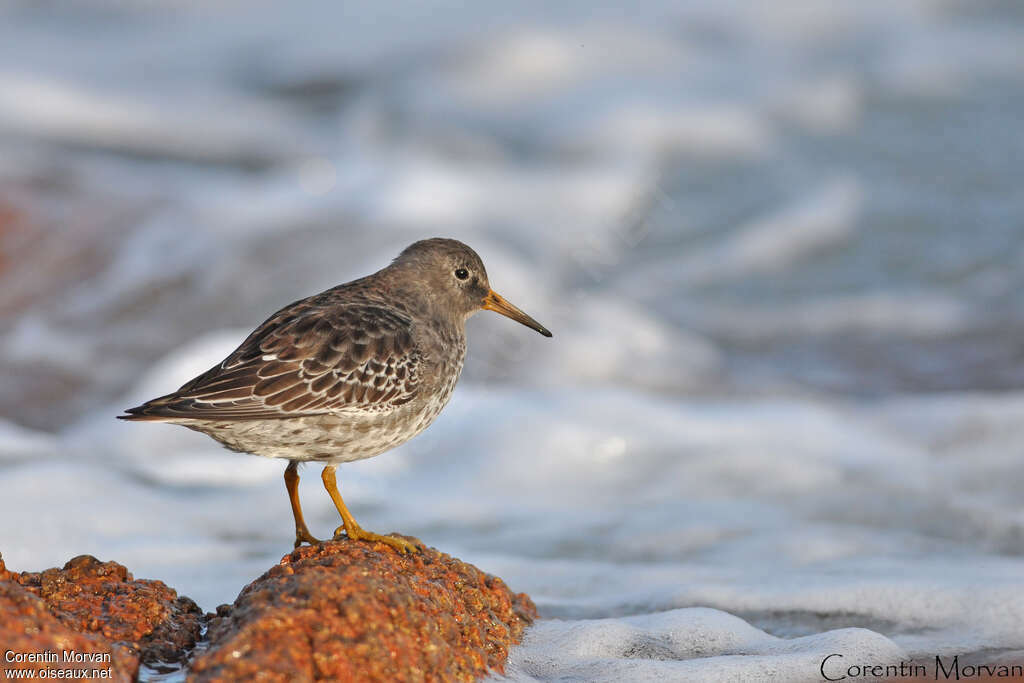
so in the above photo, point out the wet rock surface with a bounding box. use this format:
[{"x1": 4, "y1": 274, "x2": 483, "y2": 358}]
[
  {"x1": 0, "y1": 553, "x2": 203, "y2": 673},
  {"x1": 190, "y1": 539, "x2": 537, "y2": 682}
]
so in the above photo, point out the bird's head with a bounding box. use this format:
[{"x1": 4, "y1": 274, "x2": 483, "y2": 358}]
[{"x1": 391, "y1": 238, "x2": 552, "y2": 337}]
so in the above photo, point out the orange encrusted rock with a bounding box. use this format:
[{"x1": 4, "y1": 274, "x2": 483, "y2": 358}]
[
  {"x1": 0, "y1": 565, "x2": 137, "y2": 682},
  {"x1": 0, "y1": 581, "x2": 138, "y2": 682},
  {"x1": 2, "y1": 554, "x2": 203, "y2": 665},
  {"x1": 189, "y1": 539, "x2": 537, "y2": 682}
]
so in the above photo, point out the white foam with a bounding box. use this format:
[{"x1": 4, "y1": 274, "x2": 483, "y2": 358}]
[
  {"x1": 771, "y1": 76, "x2": 863, "y2": 133},
  {"x1": 0, "y1": 419, "x2": 58, "y2": 462},
  {"x1": 504, "y1": 608, "x2": 905, "y2": 683},
  {"x1": 680, "y1": 177, "x2": 863, "y2": 284},
  {"x1": 697, "y1": 290, "x2": 972, "y2": 339},
  {"x1": 0, "y1": 72, "x2": 307, "y2": 164},
  {"x1": 571, "y1": 103, "x2": 775, "y2": 160}
]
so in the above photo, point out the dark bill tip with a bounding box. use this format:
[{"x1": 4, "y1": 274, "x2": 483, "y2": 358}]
[{"x1": 482, "y1": 290, "x2": 552, "y2": 337}]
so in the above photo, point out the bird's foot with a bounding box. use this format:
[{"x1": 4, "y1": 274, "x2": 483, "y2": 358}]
[
  {"x1": 333, "y1": 523, "x2": 422, "y2": 554},
  {"x1": 294, "y1": 527, "x2": 323, "y2": 548}
]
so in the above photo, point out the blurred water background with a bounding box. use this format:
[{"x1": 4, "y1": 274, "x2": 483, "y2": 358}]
[{"x1": 2, "y1": 1, "x2": 1024, "y2": 680}]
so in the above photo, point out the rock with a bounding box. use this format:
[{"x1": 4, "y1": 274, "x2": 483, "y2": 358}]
[
  {"x1": 0, "y1": 580, "x2": 139, "y2": 682},
  {"x1": 0, "y1": 553, "x2": 203, "y2": 670},
  {"x1": 0, "y1": 542, "x2": 538, "y2": 682},
  {"x1": 190, "y1": 539, "x2": 538, "y2": 682}
]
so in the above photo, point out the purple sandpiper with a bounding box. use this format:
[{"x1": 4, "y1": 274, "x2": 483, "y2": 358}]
[{"x1": 120, "y1": 238, "x2": 551, "y2": 553}]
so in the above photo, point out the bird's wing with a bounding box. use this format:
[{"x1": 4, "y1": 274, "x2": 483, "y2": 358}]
[{"x1": 121, "y1": 303, "x2": 422, "y2": 421}]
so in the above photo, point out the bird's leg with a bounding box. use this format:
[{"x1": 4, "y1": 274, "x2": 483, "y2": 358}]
[
  {"x1": 320, "y1": 465, "x2": 421, "y2": 554},
  {"x1": 285, "y1": 461, "x2": 321, "y2": 548}
]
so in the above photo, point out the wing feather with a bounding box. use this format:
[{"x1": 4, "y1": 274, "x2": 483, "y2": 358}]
[{"x1": 121, "y1": 301, "x2": 422, "y2": 422}]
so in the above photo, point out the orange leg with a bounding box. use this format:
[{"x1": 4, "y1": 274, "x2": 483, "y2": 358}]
[
  {"x1": 285, "y1": 461, "x2": 321, "y2": 548},
  {"x1": 321, "y1": 465, "x2": 421, "y2": 554}
]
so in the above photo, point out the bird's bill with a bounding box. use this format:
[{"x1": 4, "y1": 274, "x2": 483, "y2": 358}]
[{"x1": 482, "y1": 290, "x2": 552, "y2": 337}]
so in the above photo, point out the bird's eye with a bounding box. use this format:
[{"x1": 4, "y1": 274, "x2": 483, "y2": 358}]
[{"x1": 454, "y1": 268, "x2": 470, "y2": 280}]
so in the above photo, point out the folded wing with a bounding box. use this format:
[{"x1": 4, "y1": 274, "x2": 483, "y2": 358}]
[{"x1": 121, "y1": 302, "x2": 421, "y2": 421}]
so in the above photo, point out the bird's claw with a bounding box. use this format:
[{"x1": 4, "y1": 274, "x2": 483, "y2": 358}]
[
  {"x1": 293, "y1": 529, "x2": 322, "y2": 548},
  {"x1": 333, "y1": 524, "x2": 422, "y2": 554}
]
